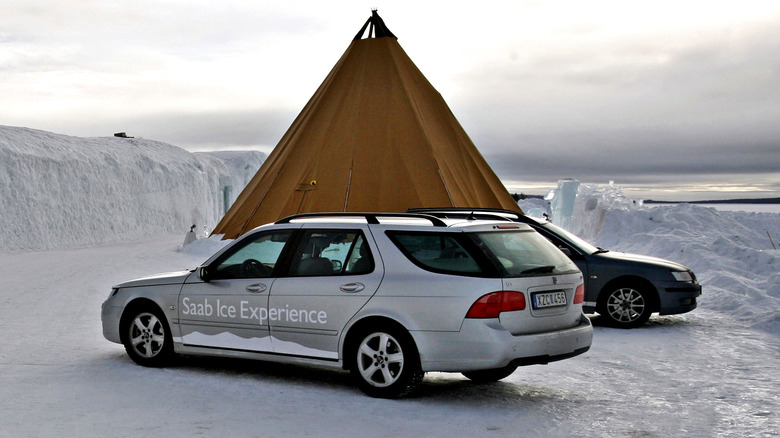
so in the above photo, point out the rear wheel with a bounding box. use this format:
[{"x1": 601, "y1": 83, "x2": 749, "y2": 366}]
[
  {"x1": 462, "y1": 364, "x2": 518, "y2": 383},
  {"x1": 122, "y1": 307, "x2": 173, "y2": 367},
  {"x1": 599, "y1": 284, "x2": 652, "y2": 328},
  {"x1": 350, "y1": 326, "x2": 423, "y2": 398}
]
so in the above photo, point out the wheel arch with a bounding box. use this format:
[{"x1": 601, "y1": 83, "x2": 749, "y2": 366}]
[
  {"x1": 598, "y1": 275, "x2": 660, "y2": 312},
  {"x1": 118, "y1": 298, "x2": 170, "y2": 344},
  {"x1": 340, "y1": 315, "x2": 417, "y2": 371}
]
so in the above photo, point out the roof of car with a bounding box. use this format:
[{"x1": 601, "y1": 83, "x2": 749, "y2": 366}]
[
  {"x1": 406, "y1": 207, "x2": 548, "y2": 226},
  {"x1": 274, "y1": 212, "x2": 533, "y2": 231}
]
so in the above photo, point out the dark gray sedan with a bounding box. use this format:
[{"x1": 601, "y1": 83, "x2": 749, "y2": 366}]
[{"x1": 410, "y1": 208, "x2": 702, "y2": 328}]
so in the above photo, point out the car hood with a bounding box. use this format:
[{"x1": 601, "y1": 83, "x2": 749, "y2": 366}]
[
  {"x1": 597, "y1": 251, "x2": 690, "y2": 271},
  {"x1": 114, "y1": 270, "x2": 194, "y2": 288}
]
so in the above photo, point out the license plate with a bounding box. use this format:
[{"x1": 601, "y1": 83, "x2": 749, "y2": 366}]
[{"x1": 532, "y1": 291, "x2": 567, "y2": 309}]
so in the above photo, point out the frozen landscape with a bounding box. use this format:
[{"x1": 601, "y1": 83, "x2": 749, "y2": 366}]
[{"x1": 0, "y1": 127, "x2": 778, "y2": 437}]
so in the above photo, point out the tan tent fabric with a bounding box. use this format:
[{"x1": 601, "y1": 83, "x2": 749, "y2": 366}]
[{"x1": 212, "y1": 14, "x2": 521, "y2": 239}]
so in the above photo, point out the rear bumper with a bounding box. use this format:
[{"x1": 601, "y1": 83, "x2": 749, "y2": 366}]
[{"x1": 411, "y1": 314, "x2": 593, "y2": 372}]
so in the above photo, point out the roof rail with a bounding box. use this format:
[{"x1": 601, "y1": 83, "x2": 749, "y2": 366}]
[
  {"x1": 407, "y1": 207, "x2": 520, "y2": 222},
  {"x1": 275, "y1": 212, "x2": 447, "y2": 227}
]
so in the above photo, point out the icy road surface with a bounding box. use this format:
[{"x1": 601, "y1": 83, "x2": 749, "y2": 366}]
[{"x1": 0, "y1": 235, "x2": 777, "y2": 437}]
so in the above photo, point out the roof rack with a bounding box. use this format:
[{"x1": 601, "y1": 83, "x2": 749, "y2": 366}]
[
  {"x1": 275, "y1": 212, "x2": 447, "y2": 227},
  {"x1": 406, "y1": 207, "x2": 520, "y2": 222}
]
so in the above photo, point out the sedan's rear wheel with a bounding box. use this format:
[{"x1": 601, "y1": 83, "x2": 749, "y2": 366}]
[
  {"x1": 599, "y1": 285, "x2": 652, "y2": 328},
  {"x1": 123, "y1": 307, "x2": 173, "y2": 367},
  {"x1": 351, "y1": 327, "x2": 423, "y2": 398}
]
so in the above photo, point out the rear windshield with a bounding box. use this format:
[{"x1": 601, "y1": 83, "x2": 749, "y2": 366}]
[
  {"x1": 470, "y1": 230, "x2": 579, "y2": 277},
  {"x1": 387, "y1": 230, "x2": 579, "y2": 278}
]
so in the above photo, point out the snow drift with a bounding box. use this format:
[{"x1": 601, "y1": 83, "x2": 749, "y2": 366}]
[{"x1": 0, "y1": 125, "x2": 264, "y2": 251}]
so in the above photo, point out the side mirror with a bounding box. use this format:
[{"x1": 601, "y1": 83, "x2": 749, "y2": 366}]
[
  {"x1": 199, "y1": 266, "x2": 212, "y2": 283},
  {"x1": 559, "y1": 247, "x2": 572, "y2": 257}
]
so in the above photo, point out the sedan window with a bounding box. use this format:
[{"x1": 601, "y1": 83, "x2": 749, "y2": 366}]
[{"x1": 539, "y1": 222, "x2": 598, "y2": 255}]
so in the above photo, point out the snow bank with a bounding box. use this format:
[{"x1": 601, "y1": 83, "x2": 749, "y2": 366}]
[
  {"x1": 596, "y1": 204, "x2": 780, "y2": 332},
  {"x1": 0, "y1": 125, "x2": 263, "y2": 251},
  {"x1": 521, "y1": 183, "x2": 780, "y2": 333}
]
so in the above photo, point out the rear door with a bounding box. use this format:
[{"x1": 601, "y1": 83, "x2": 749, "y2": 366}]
[{"x1": 268, "y1": 226, "x2": 382, "y2": 359}]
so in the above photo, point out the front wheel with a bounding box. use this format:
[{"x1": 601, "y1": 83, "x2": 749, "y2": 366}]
[
  {"x1": 462, "y1": 364, "x2": 518, "y2": 383},
  {"x1": 122, "y1": 307, "x2": 173, "y2": 367},
  {"x1": 598, "y1": 284, "x2": 652, "y2": 328},
  {"x1": 351, "y1": 327, "x2": 423, "y2": 398}
]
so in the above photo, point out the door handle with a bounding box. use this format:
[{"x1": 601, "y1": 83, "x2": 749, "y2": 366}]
[
  {"x1": 246, "y1": 283, "x2": 267, "y2": 293},
  {"x1": 340, "y1": 282, "x2": 365, "y2": 293}
]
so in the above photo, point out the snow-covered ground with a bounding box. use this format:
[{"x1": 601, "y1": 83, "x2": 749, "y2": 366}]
[{"x1": 1, "y1": 129, "x2": 778, "y2": 436}]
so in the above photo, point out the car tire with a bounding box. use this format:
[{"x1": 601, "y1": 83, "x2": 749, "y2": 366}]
[
  {"x1": 350, "y1": 326, "x2": 423, "y2": 398},
  {"x1": 462, "y1": 364, "x2": 518, "y2": 383},
  {"x1": 122, "y1": 306, "x2": 173, "y2": 367},
  {"x1": 598, "y1": 284, "x2": 652, "y2": 328}
]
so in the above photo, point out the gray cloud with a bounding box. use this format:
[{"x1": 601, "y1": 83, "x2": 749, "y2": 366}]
[{"x1": 2, "y1": 2, "x2": 779, "y2": 201}]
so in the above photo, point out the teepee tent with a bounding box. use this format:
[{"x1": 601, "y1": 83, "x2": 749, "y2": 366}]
[{"x1": 212, "y1": 11, "x2": 521, "y2": 239}]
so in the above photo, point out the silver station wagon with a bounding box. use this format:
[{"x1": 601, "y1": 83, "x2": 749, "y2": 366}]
[{"x1": 102, "y1": 213, "x2": 593, "y2": 398}]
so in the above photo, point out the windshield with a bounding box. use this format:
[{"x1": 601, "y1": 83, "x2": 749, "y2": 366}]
[
  {"x1": 538, "y1": 221, "x2": 600, "y2": 255},
  {"x1": 470, "y1": 230, "x2": 580, "y2": 277}
]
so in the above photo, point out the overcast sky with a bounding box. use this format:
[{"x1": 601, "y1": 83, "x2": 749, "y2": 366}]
[{"x1": 3, "y1": 1, "x2": 779, "y2": 201}]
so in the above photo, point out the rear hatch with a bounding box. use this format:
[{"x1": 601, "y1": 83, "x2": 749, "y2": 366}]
[
  {"x1": 499, "y1": 272, "x2": 584, "y2": 335},
  {"x1": 464, "y1": 225, "x2": 585, "y2": 335}
]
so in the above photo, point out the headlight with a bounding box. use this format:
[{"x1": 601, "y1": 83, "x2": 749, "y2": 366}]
[
  {"x1": 671, "y1": 271, "x2": 693, "y2": 282},
  {"x1": 107, "y1": 288, "x2": 120, "y2": 299}
]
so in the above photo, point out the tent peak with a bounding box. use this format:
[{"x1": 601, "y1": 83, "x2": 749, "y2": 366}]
[{"x1": 353, "y1": 10, "x2": 397, "y2": 41}]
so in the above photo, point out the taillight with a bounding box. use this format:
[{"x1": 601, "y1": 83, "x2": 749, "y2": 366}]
[
  {"x1": 573, "y1": 283, "x2": 585, "y2": 304},
  {"x1": 466, "y1": 291, "x2": 526, "y2": 318}
]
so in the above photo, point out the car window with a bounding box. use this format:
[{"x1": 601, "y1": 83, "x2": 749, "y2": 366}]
[
  {"x1": 539, "y1": 222, "x2": 598, "y2": 255},
  {"x1": 389, "y1": 232, "x2": 484, "y2": 275},
  {"x1": 291, "y1": 230, "x2": 373, "y2": 276},
  {"x1": 470, "y1": 230, "x2": 579, "y2": 276},
  {"x1": 212, "y1": 230, "x2": 293, "y2": 279}
]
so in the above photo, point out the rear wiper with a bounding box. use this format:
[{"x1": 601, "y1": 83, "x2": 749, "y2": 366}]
[{"x1": 521, "y1": 265, "x2": 556, "y2": 274}]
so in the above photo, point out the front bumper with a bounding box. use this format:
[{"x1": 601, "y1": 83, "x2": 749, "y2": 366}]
[
  {"x1": 411, "y1": 314, "x2": 593, "y2": 372},
  {"x1": 101, "y1": 301, "x2": 123, "y2": 344},
  {"x1": 658, "y1": 283, "x2": 702, "y2": 315}
]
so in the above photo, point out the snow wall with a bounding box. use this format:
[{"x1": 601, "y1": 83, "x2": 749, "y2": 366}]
[{"x1": 0, "y1": 126, "x2": 264, "y2": 251}]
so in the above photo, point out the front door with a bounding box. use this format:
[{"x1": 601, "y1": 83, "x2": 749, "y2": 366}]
[{"x1": 178, "y1": 229, "x2": 294, "y2": 352}]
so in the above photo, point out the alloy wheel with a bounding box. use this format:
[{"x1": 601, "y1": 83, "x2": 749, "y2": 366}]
[
  {"x1": 129, "y1": 312, "x2": 166, "y2": 358},
  {"x1": 356, "y1": 332, "x2": 405, "y2": 388},
  {"x1": 606, "y1": 287, "x2": 646, "y2": 323}
]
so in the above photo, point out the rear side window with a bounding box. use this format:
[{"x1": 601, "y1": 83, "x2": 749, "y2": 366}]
[
  {"x1": 388, "y1": 229, "x2": 579, "y2": 278},
  {"x1": 290, "y1": 230, "x2": 373, "y2": 276},
  {"x1": 388, "y1": 232, "x2": 486, "y2": 275}
]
